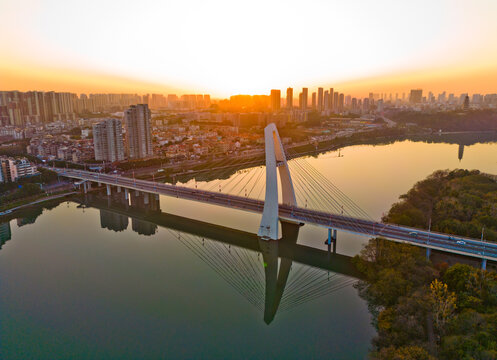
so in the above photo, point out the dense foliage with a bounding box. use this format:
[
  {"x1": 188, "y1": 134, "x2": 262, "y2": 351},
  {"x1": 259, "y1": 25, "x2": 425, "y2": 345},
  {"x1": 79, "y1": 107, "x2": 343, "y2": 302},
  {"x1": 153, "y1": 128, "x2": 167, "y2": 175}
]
[
  {"x1": 354, "y1": 239, "x2": 497, "y2": 359},
  {"x1": 389, "y1": 110, "x2": 497, "y2": 131},
  {"x1": 0, "y1": 168, "x2": 58, "y2": 201},
  {"x1": 1, "y1": 183, "x2": 43, "y2": 202},
  {"x1": 356, "y1": 169, "x2": 497, "y2": 359},
  {"x1": 384, "y1": 169, "x2": 497, "y2": 241}
]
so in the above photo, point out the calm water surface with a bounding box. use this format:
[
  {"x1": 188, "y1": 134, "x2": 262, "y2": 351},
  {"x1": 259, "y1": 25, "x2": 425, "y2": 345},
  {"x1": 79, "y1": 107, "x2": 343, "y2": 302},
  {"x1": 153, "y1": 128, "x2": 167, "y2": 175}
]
[{"x1": 1, "y1": 137, "x2": 496, "y2": 359}]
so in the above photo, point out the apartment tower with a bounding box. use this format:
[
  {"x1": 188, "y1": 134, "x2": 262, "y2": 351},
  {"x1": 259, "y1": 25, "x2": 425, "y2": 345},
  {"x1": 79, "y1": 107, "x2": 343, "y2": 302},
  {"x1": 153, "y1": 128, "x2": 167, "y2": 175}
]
[
  {"x1": 124, "y1": 104, "x2": 153, "y2": 159},
  {"x1": 93, "y1": 118, "x2": 125, "y2": 162}
]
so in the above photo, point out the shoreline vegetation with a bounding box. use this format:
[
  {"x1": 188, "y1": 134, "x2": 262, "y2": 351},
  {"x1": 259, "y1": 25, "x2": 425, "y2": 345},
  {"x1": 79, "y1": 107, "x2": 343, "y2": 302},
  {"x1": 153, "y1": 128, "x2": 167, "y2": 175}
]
[
  {"x1": 383, "y1": 169, "x2": 497, "y2": 242},
  {"x1": 388, "y1": 109, "x2": 497, "y2": 132},
  {"x1": 0, "y1": 191, "x2": 76, "y2": 213},
  {"x1": 0, "y1": 168, "x2": 74, "y2": 213},
  {"x1": 354, "y1": 169, "x2": 497, "y2": 359}
]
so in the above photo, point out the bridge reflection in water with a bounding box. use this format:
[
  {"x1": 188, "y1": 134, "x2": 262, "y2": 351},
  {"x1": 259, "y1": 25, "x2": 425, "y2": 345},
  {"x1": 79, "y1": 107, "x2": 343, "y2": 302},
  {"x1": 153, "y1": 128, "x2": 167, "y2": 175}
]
[{"x1": 85, "y1": 190, "x2": 361, "y2": 324}]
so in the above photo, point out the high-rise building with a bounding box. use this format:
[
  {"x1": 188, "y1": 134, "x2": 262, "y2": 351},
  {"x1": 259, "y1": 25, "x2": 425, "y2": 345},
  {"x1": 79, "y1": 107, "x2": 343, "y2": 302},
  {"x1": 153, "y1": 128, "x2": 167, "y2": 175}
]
[
  {"x1": 204, "y1": 94, "x2": 211, "y2": 107},
  {"x1": 150, "y1": 94, "x2": 166, "y2": 108},
  {"x1": 311, "y1": 92, "x2": 317, "y2": 109},
  {"x1": 167, "y1": 94, "x2": 178, "y2": 109},
  {"x1": 329, "y1": 88, "x2": 334, "y2": 110},
  {"x1": 324, "y1": 91, "x2": 329, "y2": 110},
  {"x1": 351, "y1": 98, "x2": 357, "y2": 111},
  {"x1": 338, "y1": 93, "x2": 344, "y2": 112},
  {"x1": 270, "y1": 89, "x2": 281, "y2": 111},
  {"x1": 317, "y1": 88, "x2": 324, "y2": 111},
  {"x1": 286, "y1": 88, "x2": 293, "y2": 109},
  {"x1": 409, "y1": 89, "x2": 423, "y2": 104},
  {"x1": 377, "y1": 99, "x2": 384, "y2": 113},
  {"x1": 301, "y1": 88, "x2": 308, "y2": 110},
  {"x1": 345, "y1": 95, "x2": 351, "y2": 107},
  {"x1": 363, "y1": 98, "x2": 370, "y2": 113},
  {"x1": 124, "y1": 104, "x2": 153, "y2": 159},
  {"x1": 333, "y1": 92, "x2": 339, "y2": 112},
  {"x1": 463, "y1": 95, "x2": 470, "y2": 110},
  {"x1": 93, "y1": 118, "x2": 125, "y2": 162},
  {"x1": 472, "y1": 94, "x2": 483, "y2": 104}
]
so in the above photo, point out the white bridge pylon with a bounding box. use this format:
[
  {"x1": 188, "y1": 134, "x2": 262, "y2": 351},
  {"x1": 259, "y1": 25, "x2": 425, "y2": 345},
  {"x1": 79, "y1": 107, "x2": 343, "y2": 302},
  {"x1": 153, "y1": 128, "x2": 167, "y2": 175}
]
[{"x1": 258, "y1": 123, "x2": 297, "y2": 240}]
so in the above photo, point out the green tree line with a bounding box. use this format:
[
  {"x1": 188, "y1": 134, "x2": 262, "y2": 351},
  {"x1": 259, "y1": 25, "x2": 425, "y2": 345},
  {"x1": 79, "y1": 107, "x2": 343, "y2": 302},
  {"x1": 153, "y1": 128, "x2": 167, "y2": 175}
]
[
  {"x1": 384, "y1": 169, "x2": 497, "y2": 241},
  {"x1": 355, "y1": 169, "x2": 497, "y2": 359}
]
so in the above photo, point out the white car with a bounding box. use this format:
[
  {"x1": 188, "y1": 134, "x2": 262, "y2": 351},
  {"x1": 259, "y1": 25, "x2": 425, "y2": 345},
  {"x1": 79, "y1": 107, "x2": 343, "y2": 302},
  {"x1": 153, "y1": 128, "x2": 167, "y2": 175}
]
[{"x1": 456, "y1": 240, "x2": 466, "y2": 245}]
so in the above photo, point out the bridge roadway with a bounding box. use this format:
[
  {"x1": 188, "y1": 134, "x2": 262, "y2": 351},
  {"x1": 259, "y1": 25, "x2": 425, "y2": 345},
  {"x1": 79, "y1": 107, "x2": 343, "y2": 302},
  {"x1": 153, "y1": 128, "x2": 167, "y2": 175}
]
[{"x1": 55, "y1": 168, "x2": 497, "y2": 262}]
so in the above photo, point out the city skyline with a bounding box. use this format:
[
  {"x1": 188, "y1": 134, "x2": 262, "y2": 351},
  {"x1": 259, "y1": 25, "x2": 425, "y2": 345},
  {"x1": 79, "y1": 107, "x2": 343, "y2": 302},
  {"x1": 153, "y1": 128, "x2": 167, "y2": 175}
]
[{"x1": 1, "y1": 0, "x2": 497, "y2": 97}]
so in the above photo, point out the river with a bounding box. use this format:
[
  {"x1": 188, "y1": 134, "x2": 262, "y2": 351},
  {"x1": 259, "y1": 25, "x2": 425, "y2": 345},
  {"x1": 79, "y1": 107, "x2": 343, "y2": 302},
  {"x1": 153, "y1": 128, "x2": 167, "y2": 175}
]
[{"x1": 1, "y1": 134, "x2": 496, "y2": 359}]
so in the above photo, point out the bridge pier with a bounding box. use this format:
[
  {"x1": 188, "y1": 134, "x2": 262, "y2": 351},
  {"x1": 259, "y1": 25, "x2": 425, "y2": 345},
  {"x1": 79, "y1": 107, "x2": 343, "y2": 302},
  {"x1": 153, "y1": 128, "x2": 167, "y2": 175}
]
[
  {"x1": 135, "y1": 190, "x2": 140, "y2": 197},
  {"x1": 117, "y1": 186, "x2": 122, "y2": 193},
  {"x1": 106, "y1": 184, "x2": 111, "y2": 196},
  {"x1": 124, "y1": 188, "x2": 129, "y2": 200},
  {"x1": 482, "y1": 258, "x2": 487, "y2": 270},
  {"x1": 83, "y1": 182, "x2": 88, "y2": 194},
  {"x1": 326, "y1": 228, "x2": 337, "y2": 254},
  {"x1": 87, "y1": 182, "x2": 91, "y2": 190},
  {"x1": 144, "y1": 193, "x2": 150, "y2": 205},
  {"x1": 426, "y1": 247, "x2": 431, "y2": 260}
]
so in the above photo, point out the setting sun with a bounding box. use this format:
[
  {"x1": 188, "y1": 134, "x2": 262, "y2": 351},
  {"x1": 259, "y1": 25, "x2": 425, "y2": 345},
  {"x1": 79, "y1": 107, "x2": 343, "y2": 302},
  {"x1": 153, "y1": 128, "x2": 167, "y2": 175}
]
[{"x1": 2, "y1": 0, "x2": 497, "y2": 96}]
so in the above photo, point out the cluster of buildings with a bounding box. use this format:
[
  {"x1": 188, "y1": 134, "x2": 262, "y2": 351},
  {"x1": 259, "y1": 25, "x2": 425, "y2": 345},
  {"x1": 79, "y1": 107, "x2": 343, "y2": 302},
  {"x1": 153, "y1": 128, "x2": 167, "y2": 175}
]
[
  {"x1": 154, "y1": 122, "x2": 257, "y2": 160},
  {"x1": 407, "y1": 89, "x2": 497, "y2": 110},
  {"x1": 27, "y1": 135, "x2": 94, "y2": 162},
  {"x1": 0, "y1": 157, "x2": 38, "y2": 183},
  {"x1": 2, "y1": 86, "x2": 497, "y2": 171},
  {"x1": 267, "y1": 87, "x2": 497, "y2": 115},
  {"x1": 270, "y1": 87, "x2": 347, "y2": 113},
  {"x1": 0, "y1": 91, "x2": 211, "y2": 127},
  {"x1": 92, "y1": 104, "x2": 154, "y2": 162}
]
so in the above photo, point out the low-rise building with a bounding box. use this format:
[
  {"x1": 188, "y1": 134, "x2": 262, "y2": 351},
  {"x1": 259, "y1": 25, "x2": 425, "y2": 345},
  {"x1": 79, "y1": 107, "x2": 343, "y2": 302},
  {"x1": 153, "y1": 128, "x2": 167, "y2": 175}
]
[{"x1": 0, "y1": 157, "x2": 39, "y2": 183}]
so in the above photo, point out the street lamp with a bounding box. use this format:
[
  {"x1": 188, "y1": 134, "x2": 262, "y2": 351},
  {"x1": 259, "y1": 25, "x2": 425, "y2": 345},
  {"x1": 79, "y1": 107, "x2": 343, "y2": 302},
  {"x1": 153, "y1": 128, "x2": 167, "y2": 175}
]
[
  {"x1": 482, "y1": 226, "x2": 486, "y2": 256},
  {"x1": 427, "y1": 217, "x2": 432, "y2": 245}
]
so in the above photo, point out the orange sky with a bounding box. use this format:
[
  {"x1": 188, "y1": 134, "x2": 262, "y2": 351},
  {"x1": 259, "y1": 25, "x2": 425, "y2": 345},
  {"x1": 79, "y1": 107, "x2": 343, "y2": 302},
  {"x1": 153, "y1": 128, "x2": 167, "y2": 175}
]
[{"x1": 1, "y1": 0, "x2": 497, "y2": 98}]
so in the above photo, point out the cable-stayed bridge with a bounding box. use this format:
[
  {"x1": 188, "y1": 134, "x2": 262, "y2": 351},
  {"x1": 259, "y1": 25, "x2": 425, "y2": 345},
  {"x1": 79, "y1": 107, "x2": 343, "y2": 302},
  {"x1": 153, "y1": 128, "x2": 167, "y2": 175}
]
[
  {"x1": 84, "y1": 192, "x2": 360, "y2": 324},
  {"x1": 53, "y1": 123, "x2": 497, "y2": 269}
]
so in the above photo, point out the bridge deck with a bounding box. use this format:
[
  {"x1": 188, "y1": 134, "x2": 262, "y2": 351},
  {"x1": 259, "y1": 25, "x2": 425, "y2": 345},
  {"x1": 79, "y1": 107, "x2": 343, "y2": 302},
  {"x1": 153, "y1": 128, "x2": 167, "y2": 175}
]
[{"x1": 54, "y1": 168, "x2": 497, "y2": 261}]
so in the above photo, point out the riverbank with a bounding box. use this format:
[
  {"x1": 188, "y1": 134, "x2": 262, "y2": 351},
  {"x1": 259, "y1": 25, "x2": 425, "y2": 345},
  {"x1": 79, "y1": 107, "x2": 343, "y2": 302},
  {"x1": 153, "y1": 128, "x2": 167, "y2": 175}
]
[
  {"x1": 0, "y1": 190, "x2": 77, "y2": 215},
  {"x1": 141, "y1": 127, "x2": 411, "y2": 183},
  {"x1": 146, "y1": 129, "x2": 497, "y2": 184},
  {"x1": 354, "y1": 169, "x2": 497, "y2": 359},
  {"x1": 383, "y1": 169, "x2": 497, "y2": 241}
]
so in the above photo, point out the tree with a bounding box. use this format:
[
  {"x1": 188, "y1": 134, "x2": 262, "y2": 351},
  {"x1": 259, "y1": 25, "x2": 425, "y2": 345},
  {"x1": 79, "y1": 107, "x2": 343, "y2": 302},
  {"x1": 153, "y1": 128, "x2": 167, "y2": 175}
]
[
  {"x1": 375, "y1": 345, "x2": 436, "y2": 360},
  {"x1": 429, "y1": 279, "x2": 457, "y2": 337}
]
